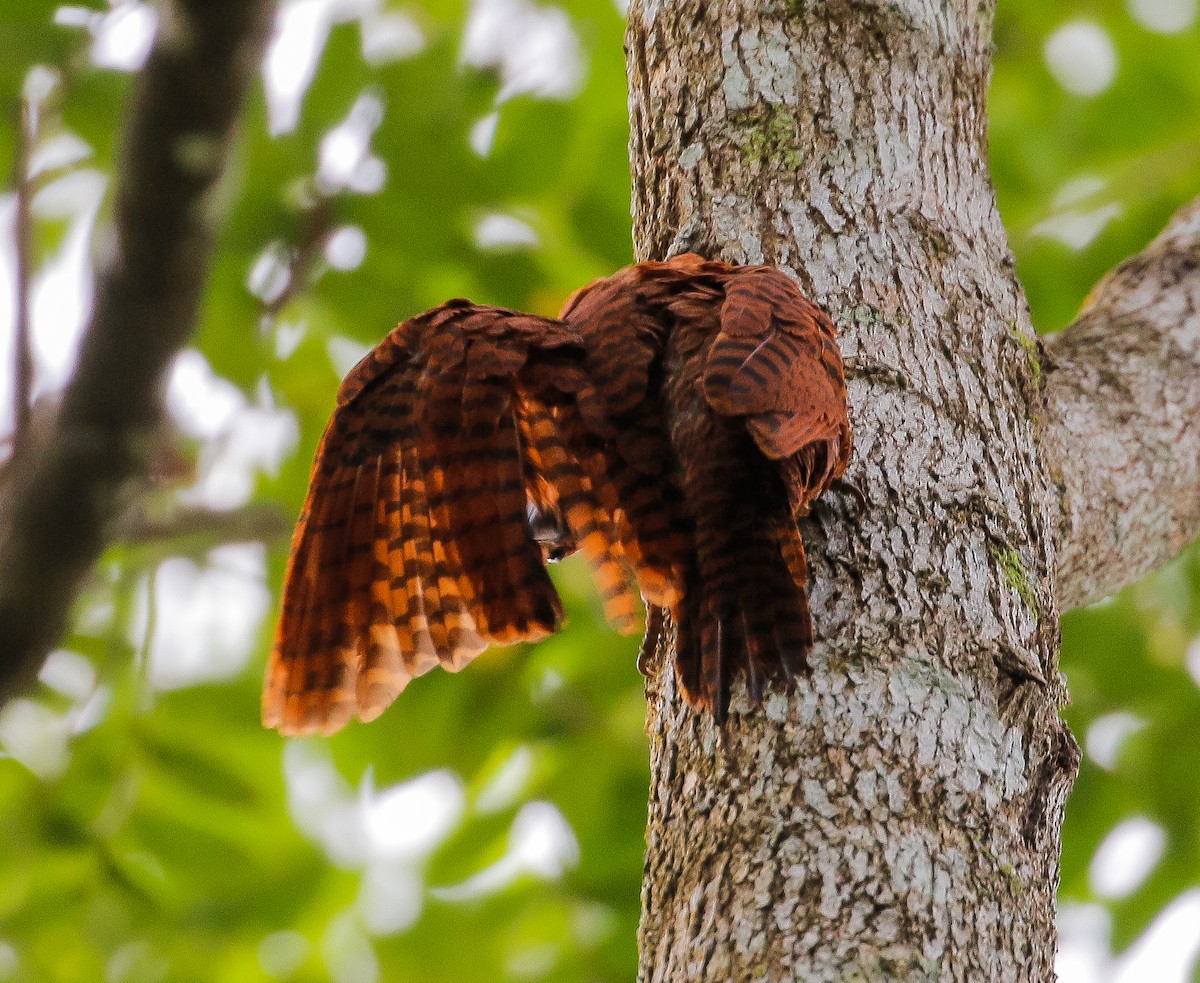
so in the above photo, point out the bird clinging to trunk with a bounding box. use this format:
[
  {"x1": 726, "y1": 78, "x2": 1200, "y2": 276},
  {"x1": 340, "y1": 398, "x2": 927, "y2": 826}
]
[{"x1": 263, "y1": 254, "x2": 851, "y2": 735}]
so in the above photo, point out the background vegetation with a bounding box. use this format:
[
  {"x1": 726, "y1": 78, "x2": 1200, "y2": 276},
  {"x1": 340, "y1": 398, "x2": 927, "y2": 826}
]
[{"x1": 0, "y1": 1, "x2": 1198, "y2": 980}]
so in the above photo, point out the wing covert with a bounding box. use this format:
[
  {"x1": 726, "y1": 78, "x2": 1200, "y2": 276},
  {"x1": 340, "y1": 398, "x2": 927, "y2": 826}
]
[{"x1": 702, "y1": 266, "x2": 848, "y2": 462}]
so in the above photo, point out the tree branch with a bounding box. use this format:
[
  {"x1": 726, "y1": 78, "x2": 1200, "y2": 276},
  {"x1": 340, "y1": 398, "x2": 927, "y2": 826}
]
[
  {"x1": 0, "y1": 0, "x2": 277, "y2": 698},
  {"x1": 116, "y1": 501, "x2": 290, "y2": 551},
  {"x1": 1042, "y1": 196, "x2": 1200, "y2": 610},
  {"x1": 11, "y1": 99, "x2": 34, "y2": 456}
]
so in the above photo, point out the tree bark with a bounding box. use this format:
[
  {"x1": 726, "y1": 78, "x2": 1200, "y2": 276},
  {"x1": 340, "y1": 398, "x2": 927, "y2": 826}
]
[
  {"x1": 1042, "y1": 198, "x2": 1200, "y2": 610},
  {"x1": 623, "y1": 1, "x2": 1199, "y2": 979}
]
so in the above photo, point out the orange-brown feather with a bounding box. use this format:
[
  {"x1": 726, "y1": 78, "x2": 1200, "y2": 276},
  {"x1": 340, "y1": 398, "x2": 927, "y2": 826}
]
[{"x1": 266, "y1": 259, "x2": 851, "y2": 734}]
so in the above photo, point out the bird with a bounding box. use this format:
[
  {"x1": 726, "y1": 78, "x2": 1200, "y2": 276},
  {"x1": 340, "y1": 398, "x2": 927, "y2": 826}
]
[{"x1": 262, "y1": 254, "x2": 852, "y2": 735}]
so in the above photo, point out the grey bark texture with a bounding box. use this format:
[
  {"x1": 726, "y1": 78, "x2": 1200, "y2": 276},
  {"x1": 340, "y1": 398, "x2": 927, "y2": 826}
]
[
  {"x1": 626, "y1": 1, "x2": 1198, "y2": 981},
  {"x1": 1043, "y1": 199, "x2": 1200, "y2": 611}
]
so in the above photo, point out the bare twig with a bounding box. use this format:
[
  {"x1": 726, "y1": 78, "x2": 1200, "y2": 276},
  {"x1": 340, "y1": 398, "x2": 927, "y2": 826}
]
[
  {"x1": 117, "y1": 501, "x2": 290, "y2": 550},
  {"x1": 0, "y1": 0, "x2": 278, "y2": 699},
  {"x1": 1042, "y1": 196, "x2": 1200, "y2": 609},
  {"x1": 260, "y1": 194, "x2": 334, "y2": 326},
  {"x1": 10, "y1": 100, "x2": 34, "y2": 455}
]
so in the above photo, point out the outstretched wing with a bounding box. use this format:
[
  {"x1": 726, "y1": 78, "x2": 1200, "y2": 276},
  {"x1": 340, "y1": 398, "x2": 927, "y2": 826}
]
[{"x1": 263, "y1": 301, "x2": 681, "y2": 736}]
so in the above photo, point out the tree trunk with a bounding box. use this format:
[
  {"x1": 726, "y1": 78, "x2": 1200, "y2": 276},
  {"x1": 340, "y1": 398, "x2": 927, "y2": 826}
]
[{"x1": 626, "y1": 2, "x2": 1118, "y2": 979}]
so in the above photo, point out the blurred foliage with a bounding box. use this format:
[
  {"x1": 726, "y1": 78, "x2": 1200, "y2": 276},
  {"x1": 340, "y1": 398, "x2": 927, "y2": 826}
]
[{"x1": 0, "y1": 1, "x2": 1198, "y2": 981}]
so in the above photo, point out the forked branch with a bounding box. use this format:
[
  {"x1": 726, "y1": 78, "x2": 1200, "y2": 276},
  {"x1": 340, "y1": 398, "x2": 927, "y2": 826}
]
[{"x1": 1043, "y1": 197, "x2": 1200, "y2": 610}]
